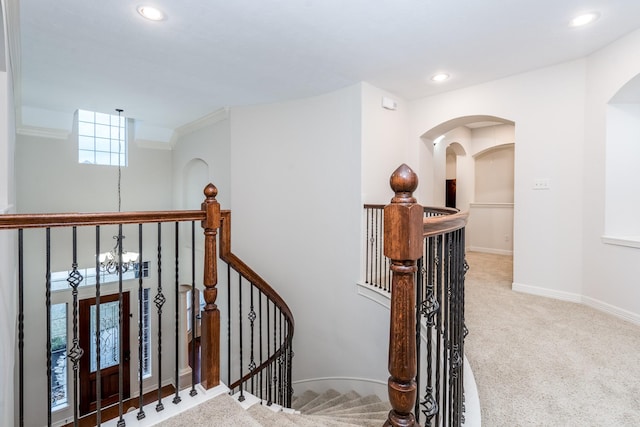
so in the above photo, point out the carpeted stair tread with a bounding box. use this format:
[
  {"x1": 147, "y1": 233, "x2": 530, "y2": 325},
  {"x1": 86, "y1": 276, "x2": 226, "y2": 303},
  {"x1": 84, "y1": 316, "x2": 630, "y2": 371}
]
[
  {"x1": 316, "y1": 394, "x2": 383, "y2": 414},
  {"x1": 304, "y1": 390, "x2": 362, "y2": 414},
  {"x1": 317, "y1": 400, "x2": 390, "y2": 416},
  {"x1": 156, "y1": 393, "x2": 262, "y2": 427},
  {"x1": 292, "y1": 390, "x2": 320, "y2": 410},
  {"x1": 247, "y1": 403, "x2": 301, "y2": 426},
  {"x1": 295, "y1": 389, "x2": 342, "y2": 413}
]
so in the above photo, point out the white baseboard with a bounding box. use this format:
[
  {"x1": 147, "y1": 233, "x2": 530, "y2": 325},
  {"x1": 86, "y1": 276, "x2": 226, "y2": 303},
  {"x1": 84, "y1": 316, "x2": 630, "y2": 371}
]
[
  {"x1": 513, "y1": 282, "x2": 640, "y2": 326},
  {"x1": 467, "y1": 246, "x2": 512, "y2": 256},
  {"x1": 512, "y1": 282, "x2": 582, "y2": 303},
  {"x1": 582, "y1": 296, "x2": 640, "y2": 326},
  {"x1": 292, "y1": 377, "x2": 387, "y2": 401}
]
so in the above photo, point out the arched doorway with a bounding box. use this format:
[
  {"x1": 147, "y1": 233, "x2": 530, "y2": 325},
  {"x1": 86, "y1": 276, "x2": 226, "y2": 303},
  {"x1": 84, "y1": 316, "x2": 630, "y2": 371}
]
[{"x1": 422, "y1": 115, "x2": 516, "y2": 257}]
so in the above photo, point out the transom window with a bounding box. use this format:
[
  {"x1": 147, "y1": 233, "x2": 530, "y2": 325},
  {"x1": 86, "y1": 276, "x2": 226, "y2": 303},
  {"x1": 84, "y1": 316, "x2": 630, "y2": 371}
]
[{"x1": 77, "y1": 109, "x2": 127, "y2": 166}]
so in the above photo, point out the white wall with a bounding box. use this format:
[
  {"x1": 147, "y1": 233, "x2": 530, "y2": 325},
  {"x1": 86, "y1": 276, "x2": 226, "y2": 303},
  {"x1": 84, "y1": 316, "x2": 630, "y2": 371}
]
[
  {"x1": 361, "y1": 82, "x2": 410, "y2": 204},
  {"x1": 14, "y1": 126, "x2": 178, "y2": 426},
  {"x1": 582, "y1": 28, "x2": 640, "y2": 322},
  {"x1": 409, "y1": 59, "x2": 587, "y2": 300},
  {"x1": 229, "y1": 84, "x2": 390, "y2": 394},
  {"x1": 171, "y1": 110, "x2": 231, "y2": 211},
  {"x1": 0, "y1": 0, "x2": 16, "y2": 424}
]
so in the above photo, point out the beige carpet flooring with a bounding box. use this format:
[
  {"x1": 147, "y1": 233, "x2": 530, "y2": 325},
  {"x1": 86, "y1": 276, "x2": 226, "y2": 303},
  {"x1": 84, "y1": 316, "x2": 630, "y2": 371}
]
[{"x1": 465, "y1": 251, "x2": 640, "y2": 426}]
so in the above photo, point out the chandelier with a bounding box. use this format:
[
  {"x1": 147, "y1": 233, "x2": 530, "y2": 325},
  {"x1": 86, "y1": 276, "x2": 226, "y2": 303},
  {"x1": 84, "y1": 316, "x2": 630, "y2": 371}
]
[
  {"x1": 98, "y1": 108, "x2": 139, "y2": 273},
  {"x1": 99, "y1": 235, "x2": 139, "y2": 273}
]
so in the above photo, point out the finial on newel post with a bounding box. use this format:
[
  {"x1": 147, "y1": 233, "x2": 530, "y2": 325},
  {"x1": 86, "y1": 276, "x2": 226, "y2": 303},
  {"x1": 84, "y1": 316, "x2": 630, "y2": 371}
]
[
  {"x1": 201, "y1": 183, "x2": 221, "y2": 389},
  {"x1": 384, "y1": 164, "x2": 423, "y2": 427}
]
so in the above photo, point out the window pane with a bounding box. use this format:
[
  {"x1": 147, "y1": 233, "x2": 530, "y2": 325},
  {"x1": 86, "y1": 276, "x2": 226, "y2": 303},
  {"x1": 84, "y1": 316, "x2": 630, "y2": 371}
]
[
  {"x1": 51, "y1": 303, "x2": 68, "y2": 410},
  {"x1": 78, "y1": 121, "x2": 95, "y2": 137},
  {"x1": 95, "y1": 137, "x2": 111, "y2": 153},
  {"x1": 79, "y1": 150, "x2": 95, "y2": 164},
  {"x1": 90, "y1": 301, "x2": 121, "y2": 372},
  {"x1": 78, "y1": 109, "x2": 94, "y2": 122},
  {"x1": 78, "y1": 136, "x2": 95, "y2": 151},
  {"x1": 95, "y1": 124, "x2": 110, "y2": 139},
  {"x1": 95, "y1": 112, "x2": 111, "y2": 125},
  {"x1": 95, "y1": 151, "x2": 111, "y2": 166}
]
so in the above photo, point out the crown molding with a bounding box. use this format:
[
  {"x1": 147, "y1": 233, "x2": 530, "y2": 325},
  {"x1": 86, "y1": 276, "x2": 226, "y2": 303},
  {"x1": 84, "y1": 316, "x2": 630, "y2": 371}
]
[
  {"x1": 133, "y1": 138, "x2": 173, "y2": 150},
  {"x1": 16, "y1": 125, "x2": 69, "y2": 140},
  {"x1": 170, "y1": 107, "x2": 229, "y2": 147}
]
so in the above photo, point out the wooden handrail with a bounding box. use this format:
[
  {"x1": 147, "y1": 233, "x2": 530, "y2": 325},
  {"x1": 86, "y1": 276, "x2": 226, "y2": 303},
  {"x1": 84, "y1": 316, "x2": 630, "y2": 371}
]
[
  {"x1": 0, "y1": 210, "x2": 206, "y2": 229},
  {"x1": 423, "y1": 211, "x2": 469, "y2": 237},
  {"x1": 364, "y1": 203, "x2": 458, "y2": 216}
]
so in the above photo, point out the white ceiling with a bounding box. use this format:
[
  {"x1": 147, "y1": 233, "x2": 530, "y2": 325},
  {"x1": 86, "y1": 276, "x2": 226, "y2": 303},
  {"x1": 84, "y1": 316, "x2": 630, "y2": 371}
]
[{"x1": 14, "y1": 0, "x2": 640, "y2": 136}]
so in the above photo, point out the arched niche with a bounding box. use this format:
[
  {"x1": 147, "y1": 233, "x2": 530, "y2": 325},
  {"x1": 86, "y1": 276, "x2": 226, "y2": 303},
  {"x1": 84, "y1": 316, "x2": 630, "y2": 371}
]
[
  {"x1": 183, "y1": 158, "x2": 209, "y2": 210},
  {"x1": 604, "y1": 73, "x2": 640, "y2": 245}
]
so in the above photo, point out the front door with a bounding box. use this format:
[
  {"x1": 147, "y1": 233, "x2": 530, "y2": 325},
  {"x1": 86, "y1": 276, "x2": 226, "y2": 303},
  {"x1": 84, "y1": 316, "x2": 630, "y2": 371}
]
[{"x1": 79, "y1": 292, "x2": 130, "y2": 415}]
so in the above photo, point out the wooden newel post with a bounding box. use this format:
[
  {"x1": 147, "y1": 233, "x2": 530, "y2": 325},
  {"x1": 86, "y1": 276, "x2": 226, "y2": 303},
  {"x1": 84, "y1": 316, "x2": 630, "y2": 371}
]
[
  {"x1": 200, "y1": 183, "x2": 221, "y2": 389},
  {"x1": 384, "y1": 164, "x2": 423, "y2": 427}
]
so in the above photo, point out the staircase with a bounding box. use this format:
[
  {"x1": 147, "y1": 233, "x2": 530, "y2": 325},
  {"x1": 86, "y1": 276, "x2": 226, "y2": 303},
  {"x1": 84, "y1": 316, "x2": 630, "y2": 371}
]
[{"x1": 157, "y1": 389, "x2": 389, "y2": 426}]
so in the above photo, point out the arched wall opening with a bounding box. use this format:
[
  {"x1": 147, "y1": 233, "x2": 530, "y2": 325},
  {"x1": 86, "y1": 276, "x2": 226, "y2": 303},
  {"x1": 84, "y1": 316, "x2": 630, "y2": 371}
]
[
  {"x1": 603, "y1": 72, "x2": 640, "y2": 247},
  {"x1": 422, "y1": 115, "x2": 515, "y2": 255}
]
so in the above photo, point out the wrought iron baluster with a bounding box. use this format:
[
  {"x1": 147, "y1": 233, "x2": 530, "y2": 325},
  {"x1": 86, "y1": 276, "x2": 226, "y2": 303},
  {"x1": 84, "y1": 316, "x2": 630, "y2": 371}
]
[
  {"x1": 66, "y1": 227, "x2": 84, "y2": 426},
  {"x1": 248, "y1": 285, "x2": 256, "y2": 395},
  {"x1": 272, "y1": 301, "x2": 278, "y2": 404},
  {"x1": 155, "y1": 223, "x2": 166, "y2": 412},
  {"x1": 227, "y1": 264, "x2": 232, "y2": 391},
  {"x1": 117, "y1": 225, "x2": 125, "y2": 426},
  {"x1": 173, "y1": 222, "x2": 181, "y2": 405},
  {"x1": 190, "y1": 221, "x2": 198, "y2": 397},
  {"x1": 95, "y1": 226, "x2": 102, "y2": 425},
  {"x1": 45, "y1": 228, "x2": 52, "y2": 427},
  {"x1": 238, "y1": 274, "x2": 245, "y2": 401},
  {"x1": 259, "y1": 291, "x2": 264, "y2": 402},
  {"x1": 18, "y1": 229, "x2": 24, "y2": 427},
  {"x1": 266, "y1": 299, "x2": 271, "y2": 406},
  {"x1": 435, "y1": 234, "x2": 443, "y2": 427},
  {"x1": 137, "y1": 224, "x2": 146, "y2": 420},
  {"x1": 421, "y1": 237, "x2": 440, "y2": 427}
]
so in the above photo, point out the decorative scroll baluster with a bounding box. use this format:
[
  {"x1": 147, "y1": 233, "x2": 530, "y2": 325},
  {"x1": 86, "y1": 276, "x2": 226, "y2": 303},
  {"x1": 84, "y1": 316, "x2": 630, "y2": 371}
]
[
  {"x1": 173, "y1": 222, "x2": 181, "y2": 405},
  {"x1": 67, "y1": 227, "x2": 85, "y2": 427},
  {"x1": 248, "y1": 285, "x2": 257, "y2": 394},
  {"x1": 420, "y1": 237, "x2": 440, "y2": 427},
  {"x1": 200, "y1": 183, "x2": 221, "y2": 389},
  {"x1": 190, "y1": 221, "x2": 198, "y2": 397},
  {"x1": 155, "y1": 223, "x2": 166, "y2": 412},
  {"x1": 384, "y1": 164, "x2": 423, "y2": 427},
  {"x1": 137, "y1": 224, "x2": 146, "y2": 420}
]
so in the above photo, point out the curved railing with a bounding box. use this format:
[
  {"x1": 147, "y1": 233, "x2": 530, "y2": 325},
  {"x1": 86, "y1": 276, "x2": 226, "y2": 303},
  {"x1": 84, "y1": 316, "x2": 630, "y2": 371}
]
[
  {"x1": 219, "y1": 210, "x2": 295, "y2": 407},
  {"x1": 1, "y1": 183, "x2": 294, "y2": 426},
  {"x1": 376, "y1": 164, "x2": 469, "y2": 427}
]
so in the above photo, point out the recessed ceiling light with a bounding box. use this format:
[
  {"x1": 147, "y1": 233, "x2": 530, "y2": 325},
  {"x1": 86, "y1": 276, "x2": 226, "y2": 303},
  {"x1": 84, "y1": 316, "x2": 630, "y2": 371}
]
[
  {"x1": 137, "y1": 5, "x2": 165, "y2": 21},
  {"x1": 570, "y1": 12, "x2": 599, "y2": 27},
  {"x1": 431, "y1": 73, "x2": 450, "y2": 82}
]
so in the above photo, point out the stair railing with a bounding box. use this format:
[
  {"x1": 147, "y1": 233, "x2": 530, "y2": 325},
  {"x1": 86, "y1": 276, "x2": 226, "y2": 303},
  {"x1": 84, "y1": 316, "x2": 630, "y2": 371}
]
[
  {"x1": 219, "y1": 210, "x2": 295, "y2": 408},
  {"x1": 383, "y1": 164, "x2": 469, "y2": 427},
  {"x1": 1, "y1": 183, "x2": 294, "y2": 426}
]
